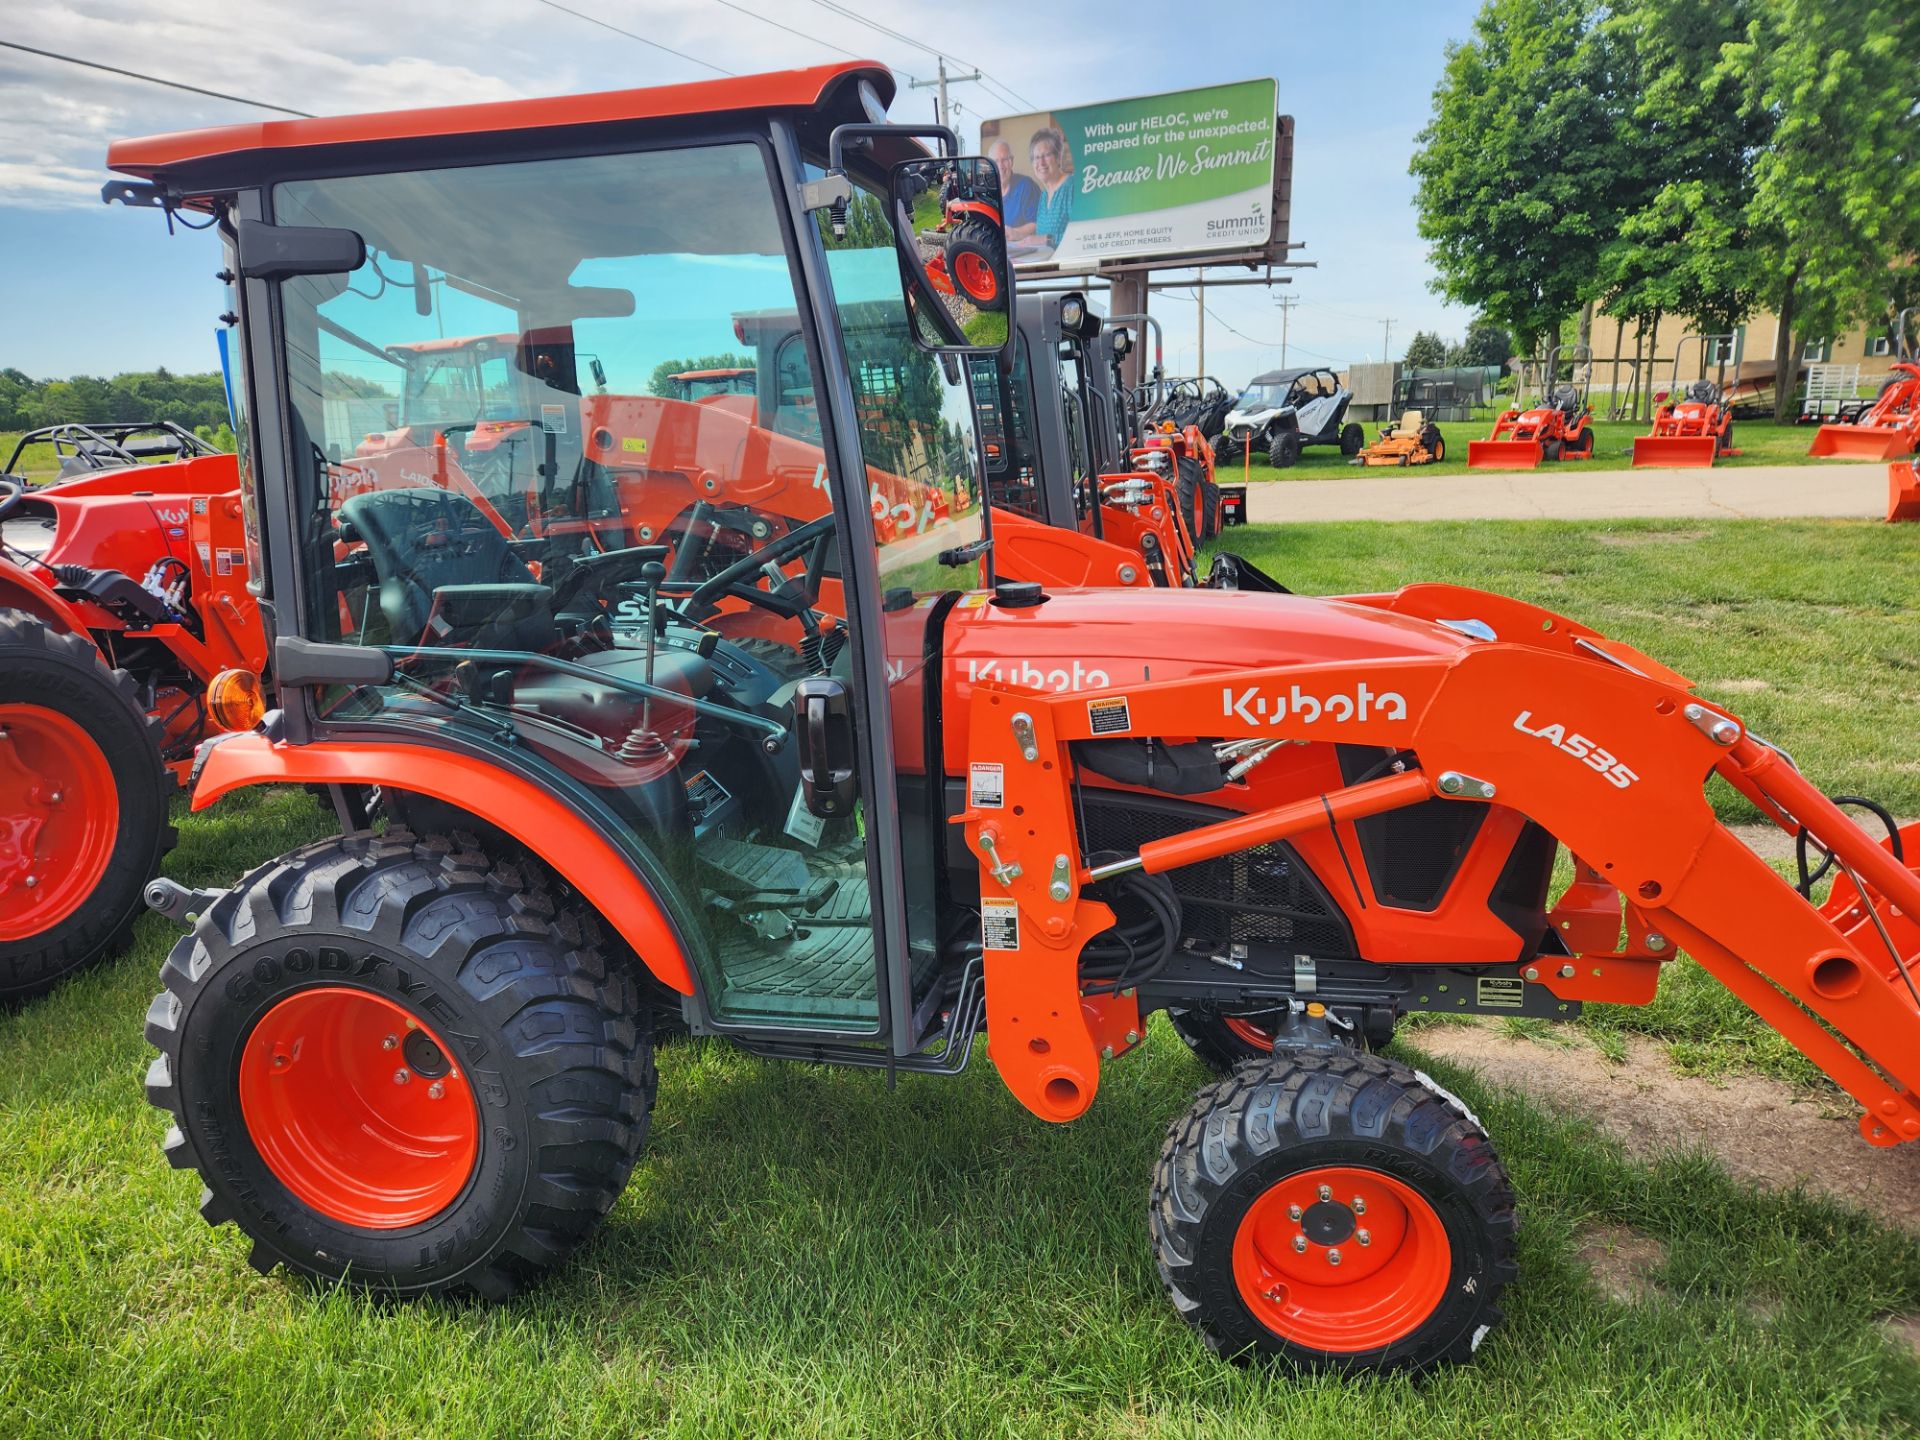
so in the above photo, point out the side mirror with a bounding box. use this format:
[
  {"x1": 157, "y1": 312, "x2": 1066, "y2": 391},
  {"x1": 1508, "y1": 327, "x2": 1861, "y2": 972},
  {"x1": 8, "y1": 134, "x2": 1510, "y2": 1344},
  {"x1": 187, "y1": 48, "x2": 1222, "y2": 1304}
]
[
  {"x1": 235, "y1": 218, "x2": 366, "y2": 280},
  {"x1": 889, "y1": 156, "x2": 1011, "y2": 354}
]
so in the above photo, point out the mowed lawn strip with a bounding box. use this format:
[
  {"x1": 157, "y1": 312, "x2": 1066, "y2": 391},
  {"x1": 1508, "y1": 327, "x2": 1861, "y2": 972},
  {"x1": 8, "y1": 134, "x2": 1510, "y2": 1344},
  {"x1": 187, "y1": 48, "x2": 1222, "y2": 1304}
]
[{"x1": 2, "y1": 518, "x2": 1919, "y2": 1436}]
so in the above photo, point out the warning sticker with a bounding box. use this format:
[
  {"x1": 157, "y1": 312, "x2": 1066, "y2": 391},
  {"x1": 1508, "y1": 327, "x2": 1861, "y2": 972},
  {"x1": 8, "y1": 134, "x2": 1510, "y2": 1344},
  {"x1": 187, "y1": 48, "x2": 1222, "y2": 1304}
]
[
  {"x1": 540, "y1": 403, "x2": 568, "y2": 435},
  {"x1": 957, "y1": 591, "x2": 991, "y2": 609},
  {"x1": 969, "y1": 762, "x2": 1005, "y2": 808},
  {"x1": 982, "y1": 898, "x2": 1020, "y2": 951},
  {"x1": 783, "y1": 783, "x2": 825, "y2": 848},
  {"x1": 1476, "y1": 976, "x2": 1526, "y2": 1010},
  {"x1": 1087, "y1": 696, "x2": 1132, "y2": 735},
  {"x1": 214, "y1": 549, "x2": 233, "y2": 576},
  {"x1": 620, "y1": 436, "x2": 648, "y2": 454}
]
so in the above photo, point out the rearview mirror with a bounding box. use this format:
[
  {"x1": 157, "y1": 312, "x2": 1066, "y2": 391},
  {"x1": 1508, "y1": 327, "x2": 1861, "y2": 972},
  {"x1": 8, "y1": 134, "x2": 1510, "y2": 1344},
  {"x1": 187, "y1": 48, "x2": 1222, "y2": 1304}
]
[{"x1": 889, "y1": 156, "x2": 1011, "y2": 354}]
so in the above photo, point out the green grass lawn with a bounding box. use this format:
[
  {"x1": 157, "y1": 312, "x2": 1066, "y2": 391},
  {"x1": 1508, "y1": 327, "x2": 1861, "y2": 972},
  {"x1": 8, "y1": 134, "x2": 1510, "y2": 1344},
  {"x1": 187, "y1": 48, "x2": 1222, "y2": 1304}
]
[
  {"x1": 1220, "y1": 417, "x2": 1873, "y2": 482},
  {"x1": 4, "y1": 518, "x2": 1920, "y2": 1436}
]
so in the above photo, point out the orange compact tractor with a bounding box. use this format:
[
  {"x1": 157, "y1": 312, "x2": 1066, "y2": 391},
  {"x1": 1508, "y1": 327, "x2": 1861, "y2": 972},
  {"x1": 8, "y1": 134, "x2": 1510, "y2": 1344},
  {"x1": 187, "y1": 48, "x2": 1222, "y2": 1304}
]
[
  {"x1": 112, "y1": 65, "x2": 1920, "y2": 1378},
  {"x1": 1467, "y1": 345, "x2": 1598, "y2": 469},
  {"x1": 1809, "y1": 309, "x2": 1920, "y2": 460},
  {"x1": 1354, "y1": 410, "x2": 1447, "y2": 467},
  {"x1": 0, "y1": 423, "x2": 264, "y2": 1000},
  {"x1": 1632, "y1": 335, "x2": 1741, "y2": 467}
]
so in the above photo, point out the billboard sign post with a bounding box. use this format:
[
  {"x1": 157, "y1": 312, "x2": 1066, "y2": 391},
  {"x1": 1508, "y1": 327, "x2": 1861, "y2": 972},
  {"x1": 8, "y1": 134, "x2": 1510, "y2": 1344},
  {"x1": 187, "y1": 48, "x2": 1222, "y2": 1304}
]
[{"x1": 980, "y1": 80, "x2": 1281, "y2": 273}]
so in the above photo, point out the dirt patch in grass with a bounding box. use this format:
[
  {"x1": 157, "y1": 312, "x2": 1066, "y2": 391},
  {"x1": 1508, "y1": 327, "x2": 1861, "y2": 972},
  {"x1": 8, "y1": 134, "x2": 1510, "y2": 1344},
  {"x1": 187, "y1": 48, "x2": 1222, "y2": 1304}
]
[
  {"x1": 1881, "y1": 1313, "x2": 1920, "y2": 1362},
  {"x1": 1594, "y1": 529, "x2": 1709, "y2": 547},
  {"x1": 1708, "y1": 677, "x2": 1772, "y2": 693},
  {"x1": 1408, "y1": 1023, "x2": 1920, "y2": 1234},
  {"x1": 1576, "y1": 1224, "x2": 1668, "y2": 1304}
]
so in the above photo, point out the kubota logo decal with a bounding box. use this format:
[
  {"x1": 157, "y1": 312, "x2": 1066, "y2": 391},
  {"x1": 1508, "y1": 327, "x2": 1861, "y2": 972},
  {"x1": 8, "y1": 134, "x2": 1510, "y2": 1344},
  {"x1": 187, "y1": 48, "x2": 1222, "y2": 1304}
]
[
  {"x1": 964, "y1": 658, "x2": 1111, "y2": 693},
  {"x1": 1513, "y1": 710, "x2": 1639, "y2": 789},
  {"x1": 1222, "y1": 682, "x2": 1407, "y2": 727}
]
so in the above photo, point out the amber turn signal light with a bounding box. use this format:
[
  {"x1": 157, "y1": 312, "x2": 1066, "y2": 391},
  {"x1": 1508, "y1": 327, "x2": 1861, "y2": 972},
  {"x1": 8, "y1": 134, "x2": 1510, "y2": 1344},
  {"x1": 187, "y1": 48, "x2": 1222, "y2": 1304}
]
[{"x1": 207, "y1": 669, "x2": 267, "y2": 732}]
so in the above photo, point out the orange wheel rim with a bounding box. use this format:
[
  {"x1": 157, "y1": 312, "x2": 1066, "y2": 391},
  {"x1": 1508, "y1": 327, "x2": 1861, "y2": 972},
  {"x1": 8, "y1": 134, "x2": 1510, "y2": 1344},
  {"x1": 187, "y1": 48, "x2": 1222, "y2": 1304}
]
[
  {"x1": 1232, "y1": 1164, "x2": 1451, "y2": 1352},
  {"x1": 0, "y1": 705, "x2": 120, "y2": 941},
  {"x1": 954, "y1": 250, "x2": 998, "y2": 303},
  {"x1": 239, "y1": 987, "x2": 479, "y2": 1229}
]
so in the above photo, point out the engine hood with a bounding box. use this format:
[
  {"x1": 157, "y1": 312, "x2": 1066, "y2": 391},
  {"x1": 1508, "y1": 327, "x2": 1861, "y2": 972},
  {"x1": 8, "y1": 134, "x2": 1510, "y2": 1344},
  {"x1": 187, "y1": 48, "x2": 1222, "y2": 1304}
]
[{"x1": 936, "y1": 585, "x2": 1472, "y2": 768}]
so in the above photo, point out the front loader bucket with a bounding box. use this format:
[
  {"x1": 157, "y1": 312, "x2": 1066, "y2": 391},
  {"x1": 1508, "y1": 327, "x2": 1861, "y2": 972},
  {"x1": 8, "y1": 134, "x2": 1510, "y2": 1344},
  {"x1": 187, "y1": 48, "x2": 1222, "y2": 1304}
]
[
  {"x1": 1890, "y1": 461, "x2": 1920, "y2": 522},
  {"x1": 1809, "y1": 424, "x2": 1914, "y2": 460},
  {"x1": 1466, "y1": 439, "x2": 1543, "y2": 470},
  {"x1": 1631, "y1": 435, "x2": 1720, "y2": 468}
]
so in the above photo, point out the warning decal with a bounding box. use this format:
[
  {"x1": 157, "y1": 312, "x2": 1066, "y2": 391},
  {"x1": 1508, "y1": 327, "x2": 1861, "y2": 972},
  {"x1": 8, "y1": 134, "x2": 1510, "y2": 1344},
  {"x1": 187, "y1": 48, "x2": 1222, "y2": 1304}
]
[
  {"x1": 969, "y1": 762, "x2": 1005, "y2": 808},
  {"x1": 982, "y1": 898, "x2": 1020, "y2": 951},
  {"x1": 1087, "y1": 696, "x2": 1132, "y2": 735}
]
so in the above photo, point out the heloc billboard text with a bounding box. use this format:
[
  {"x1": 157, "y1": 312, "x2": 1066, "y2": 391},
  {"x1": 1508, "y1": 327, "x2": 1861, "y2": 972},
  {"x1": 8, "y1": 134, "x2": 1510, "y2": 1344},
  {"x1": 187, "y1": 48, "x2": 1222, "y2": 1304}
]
[{"x1": 980, "y1": 79, "x2": 1279, "y2": 271}]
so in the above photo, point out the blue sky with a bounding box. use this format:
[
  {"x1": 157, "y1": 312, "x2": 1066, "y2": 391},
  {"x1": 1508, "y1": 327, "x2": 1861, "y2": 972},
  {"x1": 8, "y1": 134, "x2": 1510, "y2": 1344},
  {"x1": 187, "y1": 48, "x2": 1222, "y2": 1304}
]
[{"x1": 0, "y1": 0, "x2": 1483, "y2": 384}]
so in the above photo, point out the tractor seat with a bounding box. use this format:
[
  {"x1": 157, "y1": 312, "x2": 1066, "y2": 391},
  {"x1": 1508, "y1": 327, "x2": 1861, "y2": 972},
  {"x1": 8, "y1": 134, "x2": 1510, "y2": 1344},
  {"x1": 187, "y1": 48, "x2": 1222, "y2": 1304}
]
[
  {"x1": 1686, "y1": 379, "x2": 1719, "y2": 405},
  {"x1": 1395, "y1": 409, "x2": 1424, "y2": 436},
  {"x1": 1552, "y1": 384, "x2": 1580, "y2": 420},
  {"x1": 338, "y1": 486, "x2": 555, "y2": 651}
]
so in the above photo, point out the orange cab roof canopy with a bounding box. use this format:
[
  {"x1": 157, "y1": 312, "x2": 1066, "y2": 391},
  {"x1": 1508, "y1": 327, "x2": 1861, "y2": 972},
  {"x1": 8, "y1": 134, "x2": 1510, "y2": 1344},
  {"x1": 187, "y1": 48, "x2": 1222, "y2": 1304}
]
[{"x1": 108, "y1": 61, "x2": 895, "y2": 191}]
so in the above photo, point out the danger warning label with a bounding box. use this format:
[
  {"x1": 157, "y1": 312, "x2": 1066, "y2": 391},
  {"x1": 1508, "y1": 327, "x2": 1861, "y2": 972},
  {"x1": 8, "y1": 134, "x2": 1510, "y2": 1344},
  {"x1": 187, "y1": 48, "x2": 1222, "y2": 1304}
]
[{"x1": 969, "y1": 762, "x2": 1005, "y2": 808}]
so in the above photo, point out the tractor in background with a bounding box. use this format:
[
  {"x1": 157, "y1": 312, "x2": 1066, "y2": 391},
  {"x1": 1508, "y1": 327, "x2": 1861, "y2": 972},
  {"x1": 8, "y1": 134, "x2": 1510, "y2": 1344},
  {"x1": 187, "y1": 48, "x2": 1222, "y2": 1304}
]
[
  {"x1": 1467, "y1": 345, "x2": 1598, "y2": 469},
  {"x1": 0, "y1": 424, "x2": 263, "y2": 1000},
  {"x1": 1632, "y1": 335, "x2": 1741, "y2": 468},
  {"x1": 1809, "y1": 309, "x2": 1920, "y2": 461}
]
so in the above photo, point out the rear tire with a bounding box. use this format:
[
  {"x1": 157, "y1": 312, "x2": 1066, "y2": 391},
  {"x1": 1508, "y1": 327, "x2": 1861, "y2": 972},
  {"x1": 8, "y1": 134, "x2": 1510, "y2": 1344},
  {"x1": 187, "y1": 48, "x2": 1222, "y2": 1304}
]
[
  {"x1": 947, "y1": 223, "x2": 1007, "y2": 312},
  {"x1": 1719, "y1": 419, "x2": 1735, "y2": 455},
  {"x1": 1151, "y1": 1049, "x2": 1516, "y2": 1374},
  {"x1": 1339, "y1": 423, "x2": 1365, "y2": 457},
  {"x1": 145, "y1": 829, "x2": 655, "y2": 1298},
  {"x1": 0, "y1": 610, "x2": 173, "y2": 1003},
  {"x1": 1420, "y1": 424, "x2": 1446, "y2": 463}
]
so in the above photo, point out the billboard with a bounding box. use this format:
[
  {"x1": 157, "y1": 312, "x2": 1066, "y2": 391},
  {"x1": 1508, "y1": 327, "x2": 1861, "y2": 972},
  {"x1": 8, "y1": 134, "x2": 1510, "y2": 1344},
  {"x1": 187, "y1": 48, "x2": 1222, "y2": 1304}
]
[{"x1": 979, "y1": 79, "x2": 1279, "y2": 271}]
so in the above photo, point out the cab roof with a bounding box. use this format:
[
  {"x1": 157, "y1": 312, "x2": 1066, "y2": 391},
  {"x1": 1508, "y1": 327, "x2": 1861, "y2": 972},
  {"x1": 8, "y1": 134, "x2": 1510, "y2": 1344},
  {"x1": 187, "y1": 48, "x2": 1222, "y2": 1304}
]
[{"x1": 108, "y1": 61, "x2": 895, "y2": 192}]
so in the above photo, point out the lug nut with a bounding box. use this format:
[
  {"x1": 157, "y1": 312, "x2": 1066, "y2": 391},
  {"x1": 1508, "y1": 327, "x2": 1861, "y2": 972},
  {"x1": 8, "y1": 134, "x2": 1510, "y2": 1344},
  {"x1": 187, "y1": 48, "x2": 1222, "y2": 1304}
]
[
  {"x1": 1353, "y1": 1197, "x2": 1366, "y2": 1215},
  {"x1": 381, "y1": 1035, "x2": 399, "y2": 1050},
  {"x1": 1318, "y1": 1184, "x2": 1332, "y2": 1202},
  {"x1": 1327, "y1": 1248, "x2": 1342, "y2": 1266},
  {"x1": 428, "y1": 1081, "x2": 446, "y2": 1100},
  {"x1": 23, "y1": 876, "x2": 36, "y2": 889},
  {"x1": 1292, "y1": 1234, "x2": 1308, "y2": 1253},
  {"x1": 1287, "y1": 1203, "x2": 1302, "y2": 1220},
  {"x1": 1357, "y1": 1228, "x2": 1371, "y2": 1247},
  {"x1": 393, "y1": 1068, "x2": 411, "y2": 1086}
]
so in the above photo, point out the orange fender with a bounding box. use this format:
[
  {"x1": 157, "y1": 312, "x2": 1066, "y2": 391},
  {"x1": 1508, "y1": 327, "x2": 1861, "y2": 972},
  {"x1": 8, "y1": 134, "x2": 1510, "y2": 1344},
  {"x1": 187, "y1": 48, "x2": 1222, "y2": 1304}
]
[
  {"x1": 193, "y1": 733, "x2": 695, "y2": 994},
  {"x1": 0, "y1": 556, "x2": 101, "y2": 640}
]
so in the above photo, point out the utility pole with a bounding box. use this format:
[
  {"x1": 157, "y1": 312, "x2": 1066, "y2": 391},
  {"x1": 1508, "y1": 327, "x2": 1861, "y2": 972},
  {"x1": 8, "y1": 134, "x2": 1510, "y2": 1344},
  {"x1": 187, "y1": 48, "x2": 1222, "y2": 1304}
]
[
  {"x1": 908, "y1": 56, "x2": 981, "y2": 130},
  {"x1": 1196, "y1": 274, "x2": 1206, "y2": 380},
  {"x1": 1381, "y1": 317, "x2": 1397, "y2": 364},
  {"x1": 1274, "y1": 295, "x2": 1297, "y2": 368}
]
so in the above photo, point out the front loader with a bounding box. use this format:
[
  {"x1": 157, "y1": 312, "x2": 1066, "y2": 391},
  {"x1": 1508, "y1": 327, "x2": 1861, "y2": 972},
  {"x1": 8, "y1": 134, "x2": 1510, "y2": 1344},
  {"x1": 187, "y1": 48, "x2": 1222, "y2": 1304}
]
[
  {"x1": 1467, "y1": 345, "x2": 1597, "y2": 470},
  {"x1": 1809, "y1": 309, "x2": 1920, "y2": 460},
  {"x1": 111, "y1": 63, "x2": 1920, "y2": 1380}
]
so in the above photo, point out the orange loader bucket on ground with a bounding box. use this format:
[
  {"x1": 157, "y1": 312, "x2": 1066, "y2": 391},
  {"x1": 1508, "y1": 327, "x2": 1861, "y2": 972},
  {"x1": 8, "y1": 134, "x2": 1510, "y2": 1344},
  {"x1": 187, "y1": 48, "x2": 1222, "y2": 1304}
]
[
  {"x1": 1809, "y1": 424, "x2": 1915, "y2": 460},
  {"x1": 1631, "y1": 435, "x2": 1720, "y2": 468},
  {"x1": 1890, "y1": 460, "x2": 1920, "y2": 522},
  {"x1": 1465, "y1": 440, "x2": 1544, "y2": 470}
]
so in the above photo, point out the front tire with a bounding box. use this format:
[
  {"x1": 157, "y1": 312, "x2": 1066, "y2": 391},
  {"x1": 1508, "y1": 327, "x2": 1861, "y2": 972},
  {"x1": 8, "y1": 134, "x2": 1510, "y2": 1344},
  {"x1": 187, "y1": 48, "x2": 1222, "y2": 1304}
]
[
  {"x1": 145, "y1": 829, "x2": 655, "y2": 1298},
  {"x1": 1152, "y1": 1049, "x2": 1516, "y2": 1374},
  {"x1": 1339, "y1": 422, "x2": 1365, "y2": 457},
  {"x1": 1269, "y1": 430, "x2": 1303, "y2": 469},
  {"x1": 947, "y1": 223, "x2": 1007, "y2": 312},
  {"x1": 0, "y1": 610, "x2": 173, "y2": 1002}
]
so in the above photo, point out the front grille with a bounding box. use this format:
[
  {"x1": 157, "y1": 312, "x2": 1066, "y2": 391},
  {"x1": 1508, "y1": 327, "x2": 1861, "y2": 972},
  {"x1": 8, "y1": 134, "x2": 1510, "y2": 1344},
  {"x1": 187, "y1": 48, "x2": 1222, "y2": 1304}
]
[{"x1": 1077, "y1": 791, "x2": 1355, "y2": 957}]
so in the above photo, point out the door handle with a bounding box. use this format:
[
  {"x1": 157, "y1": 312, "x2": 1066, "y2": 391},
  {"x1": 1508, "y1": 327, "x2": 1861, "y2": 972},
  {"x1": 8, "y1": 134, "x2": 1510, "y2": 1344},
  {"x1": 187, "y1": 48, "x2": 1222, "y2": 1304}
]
[{"x1": 793, "y1": 676, "x2": 856, "y2": 818}]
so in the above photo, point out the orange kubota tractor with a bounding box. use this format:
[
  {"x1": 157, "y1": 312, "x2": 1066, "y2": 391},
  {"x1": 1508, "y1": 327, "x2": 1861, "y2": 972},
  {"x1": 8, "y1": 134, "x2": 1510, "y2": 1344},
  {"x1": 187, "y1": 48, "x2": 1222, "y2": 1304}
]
[
  {"x1": 1631, "y1": 334, "x2": 1741, "y2": 468},
  {"x1": 1467, "y1": 345, "x2": 1598, "y2": 469},
  {"x1": 1809, "y1": 309, "x2": 1920, "y2": 460},
  {"x1": 111, "y1": 64, "x2": 1920, "y2": 1378},
  {"x1": 0, "y1": 423, "x2": 264, "y2": 1000}
]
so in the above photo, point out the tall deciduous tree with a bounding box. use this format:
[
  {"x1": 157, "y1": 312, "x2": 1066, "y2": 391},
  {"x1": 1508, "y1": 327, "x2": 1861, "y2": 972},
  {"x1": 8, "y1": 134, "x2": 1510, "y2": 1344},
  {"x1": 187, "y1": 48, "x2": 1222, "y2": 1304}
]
[
  {"x1": 1409, "y1": 0, "x2": 1623, "y2": 356},
  {"x1": 1725, "y1": 0, "x2": 1920, "y2": 416}
]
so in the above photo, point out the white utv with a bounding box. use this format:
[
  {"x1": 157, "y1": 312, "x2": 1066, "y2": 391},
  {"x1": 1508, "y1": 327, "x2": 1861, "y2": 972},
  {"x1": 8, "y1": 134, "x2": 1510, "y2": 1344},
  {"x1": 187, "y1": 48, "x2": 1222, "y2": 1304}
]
[{"x1": 1215, "y1": 366, "x2": 1363, "y2": 468}]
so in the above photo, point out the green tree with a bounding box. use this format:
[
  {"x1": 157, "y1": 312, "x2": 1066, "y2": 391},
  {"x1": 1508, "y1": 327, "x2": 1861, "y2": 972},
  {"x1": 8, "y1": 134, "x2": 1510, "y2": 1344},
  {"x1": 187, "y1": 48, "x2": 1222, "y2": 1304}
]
[
  {"x1": 1409, "y1": 0, "x2": 1626, "y2": 356},
  {"x1": 1446, "y1": 317, "x2": 1514, "y2": 368},
  {"x1": 1403, "y1": 331, "x2": 1448, "y2": 369},
  {"x1": 1725, "y1": 0, "x2": 1920, "y2": 416}
]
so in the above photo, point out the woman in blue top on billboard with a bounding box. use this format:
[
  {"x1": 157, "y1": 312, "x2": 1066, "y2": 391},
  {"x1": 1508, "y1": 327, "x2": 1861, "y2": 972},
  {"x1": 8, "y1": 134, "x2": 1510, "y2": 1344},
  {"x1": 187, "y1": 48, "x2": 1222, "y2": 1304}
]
[{"x1": 1006, "y1": 127, "x2": 1073, "y2": 255}]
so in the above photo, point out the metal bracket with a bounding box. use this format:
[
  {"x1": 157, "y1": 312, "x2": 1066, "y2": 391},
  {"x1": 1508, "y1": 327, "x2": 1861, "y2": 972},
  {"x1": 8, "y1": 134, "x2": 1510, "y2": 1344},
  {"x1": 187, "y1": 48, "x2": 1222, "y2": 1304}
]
[
  {"x1": 1437, "y1": 770, "x2": 1498, "y2": 800},
  {"x1": 1048, "y1": 854, "x2": 1072, "y2": 903},
  {"x1": 1011, "y1": 711, "x2": 1039, "y2": 762},
  {"x1": 978, "y1": 832, "x2": 1022, "y2": 886},
  {"x1": 144, "y1": 877, "x2": 225, "y2": 928},
  {"x1": 797, "y1": 171, "x2": 853, "y2": 214},
  {"x1": 1293, "y1": 953, "x2": 1318, "y2": 995},
  {"x1": 1683, "y1": 702, "x2": 1741, "y2": 746}
]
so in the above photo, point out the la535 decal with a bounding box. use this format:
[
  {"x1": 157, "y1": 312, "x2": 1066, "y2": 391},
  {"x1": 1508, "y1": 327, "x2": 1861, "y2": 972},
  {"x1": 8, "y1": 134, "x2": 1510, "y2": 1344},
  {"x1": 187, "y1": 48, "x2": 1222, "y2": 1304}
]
[{"x1": 1513, "y1": 710, "x2": 1639, "y2": 789}]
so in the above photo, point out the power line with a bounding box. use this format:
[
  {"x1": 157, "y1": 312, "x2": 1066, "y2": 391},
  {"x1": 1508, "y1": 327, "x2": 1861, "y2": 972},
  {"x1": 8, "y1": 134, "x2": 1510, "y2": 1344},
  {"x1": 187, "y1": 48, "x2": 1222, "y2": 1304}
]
[
  {"x1": 700, "y1": 0, "x2": 897, "y2": 73},
  {"x1": 795, "y1": 0, "x2": 1034, "y2": 110},
  {"x1": 533, "y1": 0, "x2": 734, "y2": 75},
  {"x1": 0, "y1": 39, "x2": 313, "y2": 117}
]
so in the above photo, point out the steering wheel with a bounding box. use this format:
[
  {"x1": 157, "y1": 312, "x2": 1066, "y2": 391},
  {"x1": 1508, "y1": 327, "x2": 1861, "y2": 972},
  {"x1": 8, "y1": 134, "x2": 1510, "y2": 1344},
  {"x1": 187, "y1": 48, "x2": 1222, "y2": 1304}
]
[
  {"x1": 679, "y1": 513, "x2": 837, "y2": 625},
  {"x1": 0, "y1": 475, "x2": 24, "y2": 523}
]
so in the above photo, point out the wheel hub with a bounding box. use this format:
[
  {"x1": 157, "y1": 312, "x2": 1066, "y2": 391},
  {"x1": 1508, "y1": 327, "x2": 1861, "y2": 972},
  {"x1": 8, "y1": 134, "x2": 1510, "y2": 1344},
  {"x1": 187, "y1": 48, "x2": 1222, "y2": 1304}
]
[
  {"x1": 239, "y1": 986, "x2": 479, "y2": 1229},
  {"x1": 1232, "y1": 1164, "x2": 1451, "y2": 1352},
  {"x1": 0, "y1": 706, "x2": 119, "y2": 941}
]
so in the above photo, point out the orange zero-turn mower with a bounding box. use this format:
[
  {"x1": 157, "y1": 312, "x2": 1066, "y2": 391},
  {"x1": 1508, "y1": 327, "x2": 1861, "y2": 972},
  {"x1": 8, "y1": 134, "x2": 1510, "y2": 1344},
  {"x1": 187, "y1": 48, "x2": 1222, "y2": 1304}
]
[
  {"x1": 1354, "y1": 410, "x2": 1447, "y2": 467},
  {"x1": 112, "y1": 65, "x2": 1920, "y2": 1380},
  {"x1": 1809, "y1": 310, "x2": 1920, "y2": 460},
  {"x1": 1631, "y1": 334, "x2": 1741, "y2": 468},
  {"x1": 0, "y1": 425, "x2": 269, "y2": 1001},
  {"x1": 1467, "y1": 344, "x2": 1598, "y2": 469}
]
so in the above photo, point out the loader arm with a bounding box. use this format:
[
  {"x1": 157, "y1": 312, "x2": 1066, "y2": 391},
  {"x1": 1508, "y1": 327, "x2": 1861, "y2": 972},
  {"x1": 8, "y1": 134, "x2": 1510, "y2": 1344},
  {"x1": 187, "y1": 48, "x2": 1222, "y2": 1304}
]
[{"x1": 959, "y1": 634, "x2": 1920, "y2": 1144}]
